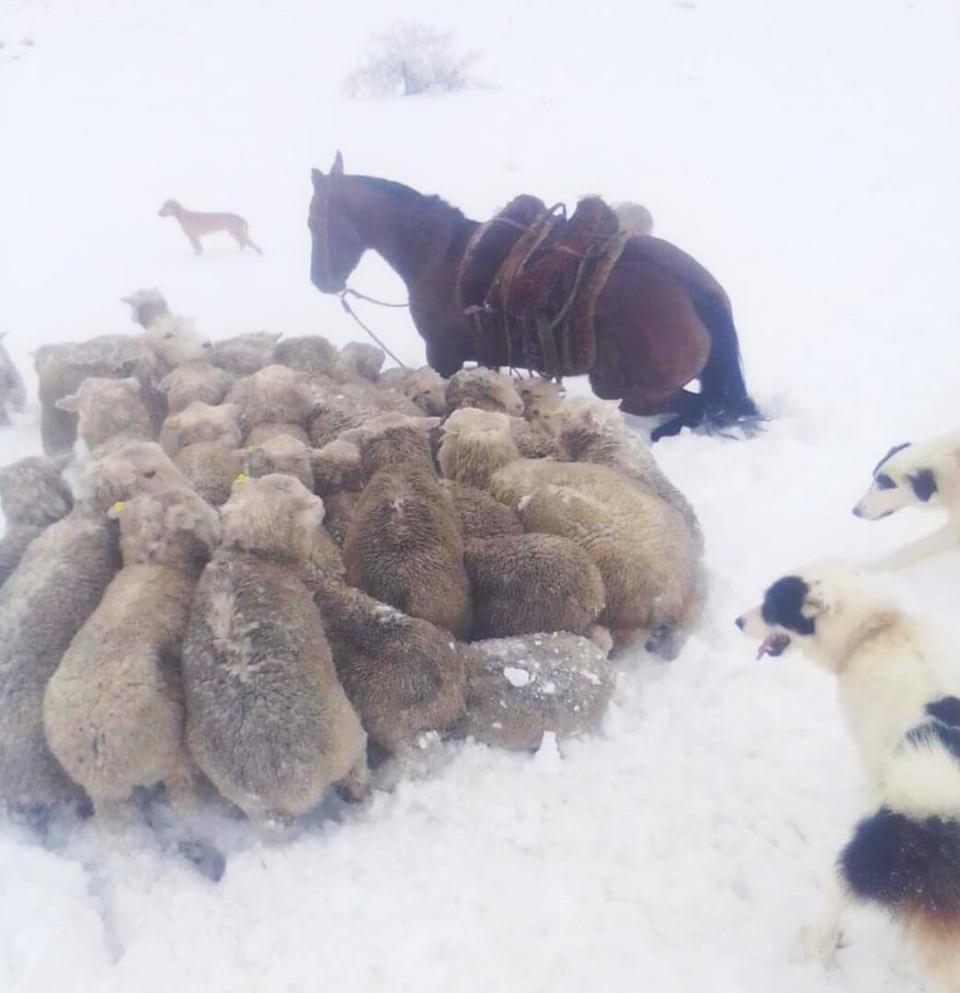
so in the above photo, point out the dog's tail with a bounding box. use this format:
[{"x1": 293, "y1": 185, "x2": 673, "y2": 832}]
[
  {"x1": 841, "y1": 806, "x2": 960, "y2": 921},
  {"x1": 694, "y1": 291, "x2": 761, "y2": 432}
]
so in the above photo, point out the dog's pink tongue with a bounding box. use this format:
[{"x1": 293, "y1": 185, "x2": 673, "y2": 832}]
[{"x1": 756, "y1": 635, "x2": 777, "y2": 660}]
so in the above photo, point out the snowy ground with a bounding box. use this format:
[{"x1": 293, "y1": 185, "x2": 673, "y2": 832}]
[{"x1": 2, "y1": 0, "x2": 960, "y2": 990}]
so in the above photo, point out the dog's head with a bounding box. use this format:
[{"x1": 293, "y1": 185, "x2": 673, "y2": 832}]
[
  {"x1": 735, "y1": 564, "x2": 892, "y2": 671},
  {"x1": 852, "y1": 440, "x2": 943, "y2": 520},
  {"x1": 158, "y1": 199, "x2": 180, "y2": 217}
]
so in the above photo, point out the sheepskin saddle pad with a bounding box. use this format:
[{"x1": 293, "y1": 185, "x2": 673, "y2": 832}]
[{"x1": 456, "y1": 195, "x2": 628, "y2": 379}]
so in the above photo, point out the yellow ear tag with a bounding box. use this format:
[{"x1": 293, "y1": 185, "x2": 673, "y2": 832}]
[
  {"x1": 234, "y1": 473, "x2": 248, "y2": 484},
  {"x1": 111, "y1": 500, "x2": 125, "y2": 513}
]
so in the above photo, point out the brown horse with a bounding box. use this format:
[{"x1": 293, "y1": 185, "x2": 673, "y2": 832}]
[{"x1": 308, "y1": 152, "x2": 758, "y2": 440}]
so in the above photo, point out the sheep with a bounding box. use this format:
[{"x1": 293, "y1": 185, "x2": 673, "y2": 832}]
[
  {"x1": 158, "y1": 360, "x2": 236, "y2": 414},
  {"x1": 43, "y1": 487, "x2": 220, "y2": 821},
  {"x1": 244, "y1": 422, "x2": 311, "y2": 446},
  {"x1": 161, "y1": 401, "x2": 243, "y2": 455},
  {"x1": 335, "y1": 379, "x2": 423, "y2": 417},
  {"x1": 548, "y1": 396, "x2": 703, "y2": 541},
  {"x1": 320, "y1": 491, "x2": 358, "y2": 547},
  {"x1": 207, "y1": 331, "x2": 281, "y2": 376},
  {"x1": 459, "y1": 632, "x2": 615, "y2": 750},
  {"x1": 508, "y1": 416, "x2": 560, "y2": 459},
  {"x1": 313, "y1": 579, "x2": 466, "y2": 754},
  {"x1": 308, "y1": 394, "x2": 379, "y2": 449},
  {"x1": 0, "y1": 333, "x2": 26, "y2": 424},
  {"x1": 0, "y1": 443, "x2": 186, "y2": 814},
  {"x1": 438, "y1": 408, "x2": 521, "y2": 490},
  {"x1": 55, "y1": 376, "x2": 154, "y2": 452},
  {"x1": 445, "y1": 367, "x2": 524, "y2": 416},
  {"x1": 338, "y1": 412, "x2": 440, "y2": 483},
  {"x1": 378, "y1": 365, "x2": 448, "y2": 417},
  {"x1": 613, "y1": 201, "x2": 654, "y2": 237},
  {"x1": 342, "y1": 421, "x2": 471, "y2": 636},
  {"x1": 226, "y1": 364, "x2": 315, "y2": 442},
  {"x1": 311, "y1": 439, "x2": 363, "y2": 497},
  {"x1": 273, "y1": 334, "x2": 342, "y2": 380},
  {"x1": 160, "y1": 401, "x2": 244, "y2": 505},
  {"x1": 0, "y1": 456, "x2": 73, "y2": 589},
  {"x1": 464, "y1": 534, "x2": 606, "y2": 640},
  {"x1": 438, "y1": 479, "x2": 522, "y2": 540},
  {"x1": 182, "y1": 474, "x2": 367, "y2": 824},
  {"x1": 241, "y1": 434, "x2": 315, "y2": 490},
  {"x1": 121, "y1": 288, "x2": 171, "y2": 329},
  {"x1": 140, "y1": 314, "x2": 212, "y2": 368},
  {"x1": 35, "y1": 336, "x2": 162, "y2": 454},
  {"x1": 491, "y1": 459, "x2": 703, "y2": 656},
  {"x1": 512, "y1": 376, "x2": 563, "y2": 423},
  {"x1": 338, "y1": 341, "x2": 384, "y2": 382}
]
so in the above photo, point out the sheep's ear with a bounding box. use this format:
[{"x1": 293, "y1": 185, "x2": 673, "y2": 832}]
[
  {"x1": 51, "y1": 453, "x2": 74, "y2": 472},
  {"x1": 331, "y1": 151, "x2": 344, "y2": 176},
  {"x1": 55, "y1": 393, "x2": 80, "y2": 412}
]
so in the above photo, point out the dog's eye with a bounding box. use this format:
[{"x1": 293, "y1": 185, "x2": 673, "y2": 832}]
[
  {"x1": 875, "y1": 473, "x2": 895, "y2": 490},
  {"x1": 143, "y1": 469, "x2": 157, "y2": 479}
]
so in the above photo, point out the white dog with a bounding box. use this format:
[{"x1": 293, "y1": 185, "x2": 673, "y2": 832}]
[
  {"x1": 736, "y1": 563, "x2": 960, "y2": 991},
  {"x1": 853, "y1": 432, "x2": 960, "y2": 570}
]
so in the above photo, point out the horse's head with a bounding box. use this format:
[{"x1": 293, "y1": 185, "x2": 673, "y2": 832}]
[{"x1": 308, "y1": 151, "x2": 366, "y2": 294}]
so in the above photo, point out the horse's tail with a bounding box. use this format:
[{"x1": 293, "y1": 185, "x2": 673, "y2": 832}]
[{"x1": 695, "y1": 292, "x2": 760, "y2": 429}]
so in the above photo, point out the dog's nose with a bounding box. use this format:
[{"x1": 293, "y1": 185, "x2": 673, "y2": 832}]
[
  {"x1": 735, "y1": 616, "x2": 745, "y2": 630},
  {"x1": 852, "y1": 505, "x2": 863, "y2": 517}
]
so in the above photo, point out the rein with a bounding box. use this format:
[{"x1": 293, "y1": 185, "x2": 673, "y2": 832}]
[{"x1": 338, "y1": 287, "x2": 410, "y2": 369}]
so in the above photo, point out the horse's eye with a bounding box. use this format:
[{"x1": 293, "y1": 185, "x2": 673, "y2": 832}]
[{"x1": 875, "y1": 473, "x2": 895, "y2": 490}]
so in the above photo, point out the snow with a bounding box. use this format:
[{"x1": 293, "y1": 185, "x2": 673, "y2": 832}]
[{"x1": 2, "y1": 0, "x2": 960, "y2": 991}]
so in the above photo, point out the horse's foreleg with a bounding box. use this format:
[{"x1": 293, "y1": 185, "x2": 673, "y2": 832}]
[{"x1": 619, "y1": 387, "x2": 705, "y2": 442}]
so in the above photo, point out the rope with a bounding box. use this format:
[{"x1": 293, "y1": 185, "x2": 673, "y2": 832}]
[
  {"x1": 340, "y1": 287, "x2": 409, "y2": 308},
  {"x1": 338, "y1": 290, "x2": 409, "y2": 369}
]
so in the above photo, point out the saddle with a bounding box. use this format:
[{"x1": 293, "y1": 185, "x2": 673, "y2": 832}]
[{"x1": 457, "y1": 195, "x2": 628, "y2": 379}]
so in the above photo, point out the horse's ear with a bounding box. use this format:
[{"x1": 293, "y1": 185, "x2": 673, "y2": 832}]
[
  {"x1": 311, "y1": 168, "x2": 325, "y2": 189},
  {"x1": 331, "y1": 150, "x2": 344, "y2": 177}
]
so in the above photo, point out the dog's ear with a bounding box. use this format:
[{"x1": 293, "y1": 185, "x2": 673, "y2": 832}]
[
  {"x1": 331, "y1": 150, "x2": 344, "y2": 177},
  {"x1": 801, "y1": 580, "x2": 831, "y2": 618},
  {"x1": 311, "y1": 168, "x2": 325, "y2": 190},
  {"x1": 908, "y1": 468, "x2": 937, "y2": 502}
]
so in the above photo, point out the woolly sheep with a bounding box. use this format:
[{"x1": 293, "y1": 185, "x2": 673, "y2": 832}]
[
  {"x1": 512, "y1": 376, "x2": 563, "y2": 423},
  {"x1": 508, "y1": 416, "x2": 560, "y2": 459},
  {"x1": 121, "y1": 288, "x2": 170, "y2": 329},
  {"x1": 460, "y1": 632, "x2": 615, "y2": 750},
  {"x1": 311, "y1": 439, "x2": 363, "y2": 497},
  {"x1": 0, "y1": 456, "x2": 73, "y2": 589},
  {"x1": 343, "y1": 459, "x2": 472, "y2": 637},
  {"x1": 338, "y1": 341, "x2": 385, "y2": 382},
  {"x1": 161, "y1": 401, "x2": 243, "y2": 455},
  {"x1": 226, "y1": 364, "x2": 316, "y2": 441},
  {"x1": 244, "y1": 422, "x2": 312, "y2": 446},
  {"x1": 491, "y1": 459, "x2": 702, "y2": 656},
  {"x1": 158, "y1": 360, "x2": 236, "y2": 414},
  {"x1": 273, "y1": 334, "x2": 342, "y2": 380},
  {"x1": 308, "y1": 394, "x2": 379, "y2": 448},
  {"x1": 438, "y1": 479, "x2": 522, "y2": 540},
  {"x1": 0, "y1": 444, "x2": 185, "y2": 813},
  {"x1": 314, "y1": 579, "x2": 466, "y2": 753},
  {"x1": 445, "y1": 367, "x2": 524, "y2": 416},
  {"x1": 207, "y1": 331, "x2": 281, "y2": 376},
  {"x1": 438, "y1": 408, "x2": 520, "y2": 490},
  {"x1": 322, "y1": 491, "x2": 359, "y2": 546},
  {"x1": 0, "y1": 333, "x2": 26, "y2": 424},
  {"x1": 140, "y1": 314, "x2": 212, "y2": 368},
  {"x1": 44, "y1": 487, "x2": 220, "y2": 820},
  {"x1": 391, "y1": 366, "x2": 448, "y2": 417},
  {"x1": 614, "y1": 201, "x2": 654, "y2": 237},
  {"x1": 464, "y1": 534, "x2": 606, "y2": 640},
  {"x1": 241, "y1": 434, "x2": 315, "y2": 490},
  {"x1": 56, "y1": 376, "x2": 154, "y2": 452},
  {"x1": 549, "y1": 397, "x2": 701, "y2": 538},
  {"x1": 34, "y1": 336, "x2": 162, "y2": 454},
  {"x1": 338, "y1": 412, "x2": 439, "y2": 483},
  {"x1": 183, "y1": 475, "x2": 367, "y2": 823}
]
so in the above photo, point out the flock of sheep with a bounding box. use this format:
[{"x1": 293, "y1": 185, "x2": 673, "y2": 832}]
[{"x1": 0, "y1": 290, "x2": 703, "y2": 865}]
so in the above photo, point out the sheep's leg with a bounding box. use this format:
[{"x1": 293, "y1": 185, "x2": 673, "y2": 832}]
[
  {"x1": 338, "y1": 757, "x2": 370, "y2": 802},
  {"x1": 164, "y1": 756, "x2": 207, "y2": 815},
  {"x1": 41, "y1": 402, "x2": 78, "y2": 455}
]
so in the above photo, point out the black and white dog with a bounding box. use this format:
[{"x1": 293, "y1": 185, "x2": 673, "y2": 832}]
[
  {"x1": 853, "y1": 434, "x2": 960, "y2": 570},
  {"x1": 737, "y1": 564, "x2": 960, "y2": 991}
]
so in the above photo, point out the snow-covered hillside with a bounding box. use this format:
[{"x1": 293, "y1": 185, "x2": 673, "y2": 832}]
[{"x1": 1, "y1": 1, "x2": 959, "y2": 990}]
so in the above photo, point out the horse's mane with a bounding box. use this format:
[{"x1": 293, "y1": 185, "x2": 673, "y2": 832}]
[{"x1": 352, "y1": 174, "x2": 467, "y2": 222}]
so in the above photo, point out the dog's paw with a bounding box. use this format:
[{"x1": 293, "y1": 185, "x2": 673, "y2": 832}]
[{"x1": 800, "y1": 923, "x2": 843, "y2": 967}]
